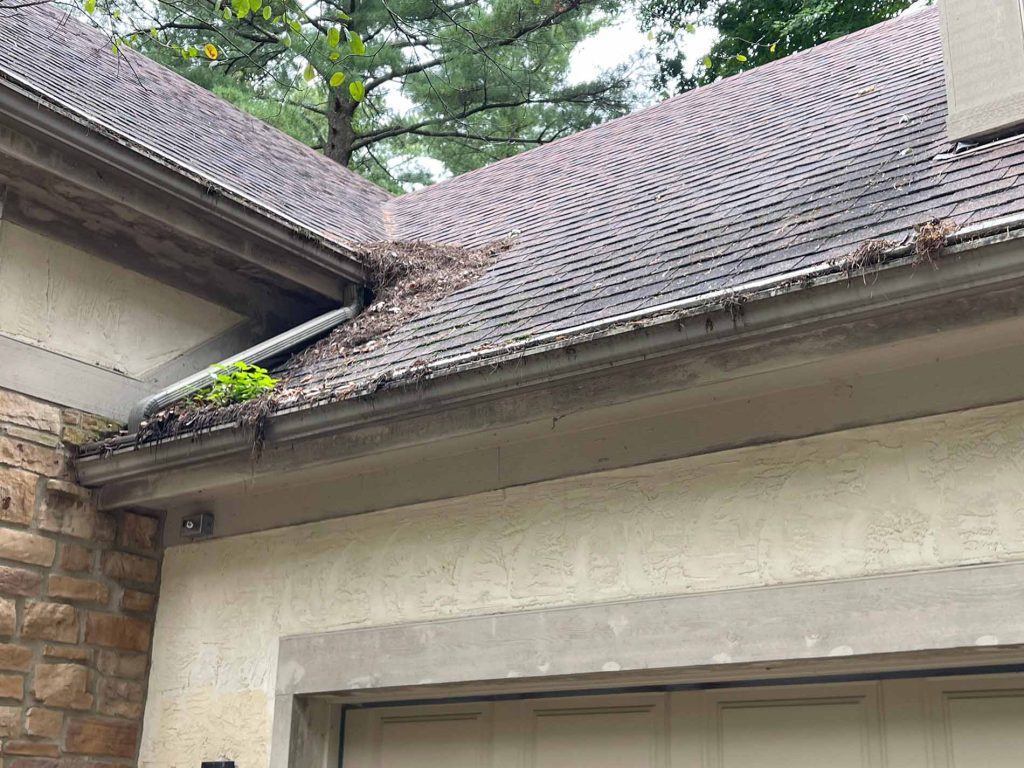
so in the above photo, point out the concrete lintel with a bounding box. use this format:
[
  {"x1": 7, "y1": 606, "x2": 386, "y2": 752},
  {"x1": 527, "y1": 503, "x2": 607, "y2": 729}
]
[
  {"x1": 276, "y1": 562, "x2": 1024, "y2": 700},
  {"x1": 269, "y1": 694, "x2": 340, "y2": 768}
]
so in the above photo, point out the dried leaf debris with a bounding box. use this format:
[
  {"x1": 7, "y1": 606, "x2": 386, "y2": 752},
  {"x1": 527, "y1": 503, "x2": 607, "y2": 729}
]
[
  {"x1": 282, "y1": 238, "x2": 511, "y2": 381},
  {"x1": 829, "y1": 218, "x2": 959, "y2": 280},
  {"x1": 912, "y1": 218, "x2": 959, "y2": 266}
]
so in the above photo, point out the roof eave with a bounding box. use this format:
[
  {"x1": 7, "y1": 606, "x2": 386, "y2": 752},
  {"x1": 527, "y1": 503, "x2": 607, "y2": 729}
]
[
  {"x1": 74, "y1": 217, "x2": 1024, "y2": 499},
  {"x1": 0, "y1": 76, "x2": 369, "y2": 293}
]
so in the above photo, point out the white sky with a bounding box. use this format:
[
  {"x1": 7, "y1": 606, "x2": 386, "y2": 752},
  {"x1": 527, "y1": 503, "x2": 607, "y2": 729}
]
[
  {"x1": 568, "y1": 12, "x2": 718, "y2": 94},
  {"x1": 569, "y1": 0, "x2": 931, "y2": 90}
]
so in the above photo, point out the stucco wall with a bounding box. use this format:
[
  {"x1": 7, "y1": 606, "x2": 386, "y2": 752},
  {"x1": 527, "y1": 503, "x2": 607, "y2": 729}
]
[
  {"x1": 0, "y1": 221, "x2": 241, "y2": 377},
  {"x1": 140, "y1": 399, "x2": 1024, "y2": 768}
]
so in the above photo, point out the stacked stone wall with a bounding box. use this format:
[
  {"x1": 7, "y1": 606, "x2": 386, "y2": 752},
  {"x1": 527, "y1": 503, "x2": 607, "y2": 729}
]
[{"x1": 0, "y1": 390, "x2": 159, "y2": 767}]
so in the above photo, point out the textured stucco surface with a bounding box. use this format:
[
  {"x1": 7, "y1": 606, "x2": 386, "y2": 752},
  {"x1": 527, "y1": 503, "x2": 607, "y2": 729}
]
[
  {"x1": 0, "y1": 221, "x2": 241, "y2": 376},
  {"x1": 140, "y1": 400, "x2": 1024, "y2": 768}
]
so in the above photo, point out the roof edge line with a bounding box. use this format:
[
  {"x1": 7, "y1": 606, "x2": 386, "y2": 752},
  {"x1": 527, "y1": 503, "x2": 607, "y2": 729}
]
[{"x1": 0, "y1": 72, "x2": 372, "y2": 280}]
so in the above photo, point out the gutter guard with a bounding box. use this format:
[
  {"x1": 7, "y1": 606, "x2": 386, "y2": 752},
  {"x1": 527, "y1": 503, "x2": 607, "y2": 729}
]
[{"x1": 128, "y1": 301, "x2": 361, "y2": 430}]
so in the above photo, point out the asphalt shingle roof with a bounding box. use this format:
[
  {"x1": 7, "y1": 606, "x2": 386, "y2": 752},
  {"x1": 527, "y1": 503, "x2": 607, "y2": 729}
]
[
  {"x1": 281, "y1": 6, "x2": 1024, "y2": 398},
  {"x1": 0, "y1": 2, "x2": 391, "y2": 243},
  {"x1": 5, "y1": 5, "x2": 1024, "y2": 403}
]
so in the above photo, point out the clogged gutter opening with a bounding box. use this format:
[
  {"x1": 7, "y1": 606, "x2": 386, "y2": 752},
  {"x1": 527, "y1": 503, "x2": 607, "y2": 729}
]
[
  {"x1": 282, "y1": 238, "x2": 513, "y2": 377},
  {"x1": 132, "y1": 238, "x2": 512, "y2": 451}
]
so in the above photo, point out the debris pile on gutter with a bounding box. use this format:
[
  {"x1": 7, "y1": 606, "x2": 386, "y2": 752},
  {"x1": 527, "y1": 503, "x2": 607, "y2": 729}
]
[
  {"x1": 135, "y1": 390, "x2": 279, "y2": 456},
  {"x1": 285, "y1": 218, "x2": 968, "y2": 409},
  {"x1": 87, "y1": 217, "x2": 991, "y2": 458},
  {"x1": 830, "y1": 219, "x2": 959, "y2": 278}
]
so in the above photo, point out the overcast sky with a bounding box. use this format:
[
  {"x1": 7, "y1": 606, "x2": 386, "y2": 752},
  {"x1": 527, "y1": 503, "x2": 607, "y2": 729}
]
[
  {"x1": 568, "y1": 12, "x2": 717, "y2": 98},
  {"x1": 568, "y1": 1, "x2": 933, "y2": 93}
]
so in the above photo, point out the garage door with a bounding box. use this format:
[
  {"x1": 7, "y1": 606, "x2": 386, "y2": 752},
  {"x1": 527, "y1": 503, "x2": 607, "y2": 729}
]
[{"x1": 341, "y1": 674, "x2": 1024, "y2": 768}]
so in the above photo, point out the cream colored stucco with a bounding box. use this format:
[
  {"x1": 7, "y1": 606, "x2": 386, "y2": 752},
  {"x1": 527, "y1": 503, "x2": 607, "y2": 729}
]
[
  {"x1": 141, "y1": 399, "x2": 1024, "y2": 768},
  {"x1": 0, "y1": 220, "x2": 241, "y2": 377}
]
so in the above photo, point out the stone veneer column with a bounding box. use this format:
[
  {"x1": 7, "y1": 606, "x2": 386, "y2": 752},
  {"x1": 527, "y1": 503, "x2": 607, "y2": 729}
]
[{"x1": 0, "y1": 389, "x2": 160, "y2": 768}]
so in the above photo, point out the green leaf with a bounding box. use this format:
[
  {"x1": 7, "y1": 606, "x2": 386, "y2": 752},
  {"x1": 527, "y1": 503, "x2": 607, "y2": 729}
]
[
  {"x1": 223, "y1": 7, "x2": 232, "y2": 19},
  {"x1": 288, "y1": 17, "x2": 302, "y2": 32},
  {"x1": 329, "y1": 51, "x2": 341, "y2": 60},
  {"x1": 769, "y1": 41, "x2": 777, "y2": 54},
  {"x1": 303, "y1": 62, "x2": 316, "y2": 82},
  {"x1": 348, "y1": 79, "x2": 365, "y2": 101},
  {"x1": 280, "y1": 31, "x2": 292, "y2": 47},
  {"x1": 250, "y1": 0, "x2": 262, "y2": 10},
  {"x1": 329, "y1": 71, "x2": 345, "y2": 88},
  {"x1": 736, "y1": 53, "x2": 747, "y2": 62},
  {"x1": 685, "y1": 22, "x2": 696, "y2": 33},
  {"x1": 348, "y1": 30, "x2": 365, "y2": 55},
  {"x1": 327, "y1": 26, "x2": 341, "y2": 48},
  {"x1": 84, "y1": 0, "x2": 96, "y2": 15},
  {"x1": 335, "y1": 9, "x2": 351, "y2": 20},
  {"x1": 702, "y1": 55, "x2": 712, "y2": 69},
  {"x1": 262, "y1": 5, "x2": 271, "y2": 19}
]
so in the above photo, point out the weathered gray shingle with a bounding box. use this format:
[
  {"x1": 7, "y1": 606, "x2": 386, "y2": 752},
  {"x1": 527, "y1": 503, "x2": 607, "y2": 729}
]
[{"x1": 281, "y1": 7, "x2": 1024, "y2": 398}]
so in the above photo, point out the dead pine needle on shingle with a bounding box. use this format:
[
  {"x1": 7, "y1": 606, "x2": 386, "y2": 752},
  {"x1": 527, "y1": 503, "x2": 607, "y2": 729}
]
[
  {"x1": 282, "y1": 237, "x2": 513, "y2": 375},
  {"x1": 913, "y1": 219, "x2": 959, "y2": 266}
]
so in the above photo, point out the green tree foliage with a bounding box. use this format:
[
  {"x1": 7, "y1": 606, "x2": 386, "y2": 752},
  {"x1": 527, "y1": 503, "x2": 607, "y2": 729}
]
[
  {"x1": 83, "y1": 0, "x2": 634, "y2": 190},
  {"x1": 639, "y1": 0, "x2": 920, "y2": 94}
]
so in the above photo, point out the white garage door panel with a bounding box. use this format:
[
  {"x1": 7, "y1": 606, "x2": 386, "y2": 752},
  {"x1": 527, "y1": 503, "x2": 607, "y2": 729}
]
[
  {"x1": 929, "y1": 678, "x2": 1024, "y2": 768},
  {"x1": 717, "y1": 700, "x2": 874, "y2": 768},
  {"x1": 379, "y1": 712, "x2": 488, "y2": 768},
  {"x1": 344, "y1": 705, "x2": 493, "y2": 768},
  {"x1": 528, "y1": 698, "x2": 664, "y2": 768},
  {"x1": 341, "y1": 674, "x2": 1024, "y2": 768}
]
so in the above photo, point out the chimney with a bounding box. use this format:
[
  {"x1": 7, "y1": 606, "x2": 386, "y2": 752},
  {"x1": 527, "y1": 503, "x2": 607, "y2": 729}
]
[{"x1": 940, "y1": 0, "x2": 1024, "y2": 142}]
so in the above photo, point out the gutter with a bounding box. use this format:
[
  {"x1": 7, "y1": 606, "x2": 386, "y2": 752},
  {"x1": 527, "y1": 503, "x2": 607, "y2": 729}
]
[
  {"x1": 127, "y1": 301, "x2": 361, "y2": 430},
  {"x1": 76, "y1": 215, "x2": 1024, "y2": 489},
  {"x1": 0, "y1": 78, "x2": 369, "y2": 291}
]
